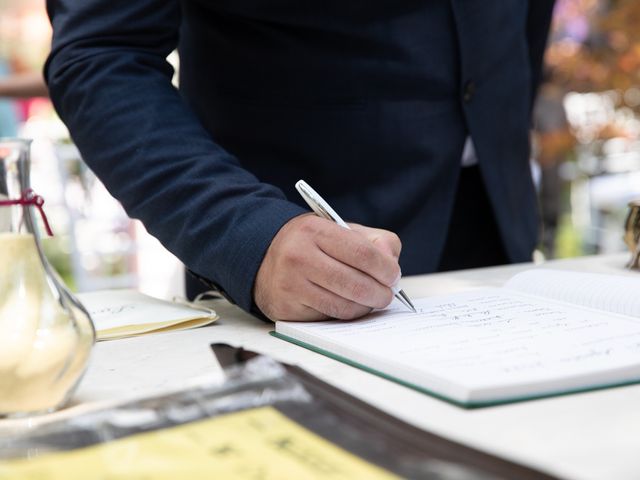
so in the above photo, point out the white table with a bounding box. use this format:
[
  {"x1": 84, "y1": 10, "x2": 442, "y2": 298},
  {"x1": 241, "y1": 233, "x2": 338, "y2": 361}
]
[{"x1": 3, "y1": 253, "x2": 640, "y2": 480}]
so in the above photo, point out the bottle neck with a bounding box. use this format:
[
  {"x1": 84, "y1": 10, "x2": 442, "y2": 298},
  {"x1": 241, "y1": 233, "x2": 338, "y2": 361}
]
[
  {"x1": 0, "y1": 200, "x2": 37, "y2": 236},
  {"x1": 0, "y1": 139, "x2": 33, "y2": 235}
]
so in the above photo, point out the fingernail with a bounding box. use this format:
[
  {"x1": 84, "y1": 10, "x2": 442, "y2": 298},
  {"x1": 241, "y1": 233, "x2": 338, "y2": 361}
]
[{"x1": 392, "y1": 270, "x2": 402, "y2": 287}]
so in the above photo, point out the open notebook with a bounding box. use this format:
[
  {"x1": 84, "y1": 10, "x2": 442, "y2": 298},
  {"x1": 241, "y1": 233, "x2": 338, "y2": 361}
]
[
  {"x1": 273, "y1": 269, "x2": 640, "y2": 407},
  {"x1": 78, "y1": 290, "x2": 218, "y2": 341}
]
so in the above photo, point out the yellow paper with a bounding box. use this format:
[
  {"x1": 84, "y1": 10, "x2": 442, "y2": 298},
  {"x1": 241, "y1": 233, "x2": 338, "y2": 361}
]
[
  {"x1": 76, "y1": 289, "x2": 218, "y2": 341},
  {"x1": 0, "y1": 407, "x2": 400, "y2": 480}
]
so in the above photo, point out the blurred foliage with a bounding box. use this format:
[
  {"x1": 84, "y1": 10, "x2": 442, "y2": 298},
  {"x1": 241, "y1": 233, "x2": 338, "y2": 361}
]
[
  {"x1": 555, "y1": 214, "x2": 585, "y2": 258},
  {"x1": 549, "y1": 0, "x2": 640, "y2": 95},
  {"x1": 541, "y1": 0, "x2": 640, "y2": 259}
]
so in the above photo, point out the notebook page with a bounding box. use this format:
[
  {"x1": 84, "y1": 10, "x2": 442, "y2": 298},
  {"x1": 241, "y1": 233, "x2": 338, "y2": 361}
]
[
  {"x1": 504, "y1": 269, "x2": 640, "y2": 318},
  {"x1": 277, "y1": 290, "x2": 640, "y2": 403}
]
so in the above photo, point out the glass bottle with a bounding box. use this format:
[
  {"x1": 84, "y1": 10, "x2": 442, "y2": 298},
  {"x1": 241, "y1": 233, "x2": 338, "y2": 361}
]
[{"x1": 0, "y1": 138, "x2": 95, "y2": 417}]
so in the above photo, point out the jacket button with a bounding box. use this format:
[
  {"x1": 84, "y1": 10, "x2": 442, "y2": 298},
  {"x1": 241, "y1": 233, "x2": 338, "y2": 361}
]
[{"x1": 463, "y1": 80, "x2": 476, "y2": 103}]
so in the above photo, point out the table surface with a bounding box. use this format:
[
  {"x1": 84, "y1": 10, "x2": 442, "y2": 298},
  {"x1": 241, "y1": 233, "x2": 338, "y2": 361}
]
[{"x1": 3, "y1": 253, "x2": 640, "y2": 480}]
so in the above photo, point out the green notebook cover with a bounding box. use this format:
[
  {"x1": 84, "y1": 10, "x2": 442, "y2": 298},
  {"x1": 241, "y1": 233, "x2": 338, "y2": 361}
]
[{"x1": 270, "y1": 331, "x2": 640, "y2": 408}]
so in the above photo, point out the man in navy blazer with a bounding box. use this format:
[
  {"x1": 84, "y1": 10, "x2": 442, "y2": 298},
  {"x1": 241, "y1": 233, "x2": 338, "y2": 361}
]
[{"x1": 46, "y1": 1, "x2": 555, "y2": 321}]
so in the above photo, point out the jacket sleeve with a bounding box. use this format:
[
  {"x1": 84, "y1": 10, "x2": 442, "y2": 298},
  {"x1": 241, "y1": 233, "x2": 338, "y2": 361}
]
[
  {"x1": 45, "y1": 0, "x2": 306, "y2": 311},
  {"x1": 526, "y1": 0, "x2": 556, "y2": 110}
]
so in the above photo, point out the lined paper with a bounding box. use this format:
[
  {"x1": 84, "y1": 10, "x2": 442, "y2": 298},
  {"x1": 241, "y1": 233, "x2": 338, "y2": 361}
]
[
  {"x1": 505, "y1": 269, "x2": 640, "y2": 318},
  {"x1": 277, "y1": 288, "x2": 640, "y2": 402}
]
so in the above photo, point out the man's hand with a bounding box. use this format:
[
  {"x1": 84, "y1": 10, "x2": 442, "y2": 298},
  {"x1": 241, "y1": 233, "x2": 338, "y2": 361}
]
[{"x1": 254, "y1": 214, "x2": 402, "y2": 321}]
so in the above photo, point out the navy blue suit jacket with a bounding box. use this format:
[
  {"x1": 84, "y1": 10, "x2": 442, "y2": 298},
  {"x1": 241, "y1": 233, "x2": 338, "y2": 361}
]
[{"x1": 46, "y1": 0, "x2": 554, "y2": 312}]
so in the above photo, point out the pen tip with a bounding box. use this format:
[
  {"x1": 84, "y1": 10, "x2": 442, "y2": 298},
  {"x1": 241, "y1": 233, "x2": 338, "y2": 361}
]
[
  {"x1": 396, "y1": 290, "x2": 417, "y2": 313},
  {"x1": 404, "y1": 296, "x2": 417, "y2": 313}
]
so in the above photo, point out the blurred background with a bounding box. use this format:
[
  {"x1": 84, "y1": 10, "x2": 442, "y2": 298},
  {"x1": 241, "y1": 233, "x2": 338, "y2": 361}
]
[
  {"x1": 1, "y1": 0, "x2": 639, "y2": 296},
  {"x1": 0, "y1": 0, "x2": 184, "y2": 298}
]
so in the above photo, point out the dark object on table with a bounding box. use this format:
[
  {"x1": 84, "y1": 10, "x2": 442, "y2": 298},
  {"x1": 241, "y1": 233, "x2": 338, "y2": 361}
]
[{"x1": 212, "y1": 343, "x2": 562, "y2": 480}]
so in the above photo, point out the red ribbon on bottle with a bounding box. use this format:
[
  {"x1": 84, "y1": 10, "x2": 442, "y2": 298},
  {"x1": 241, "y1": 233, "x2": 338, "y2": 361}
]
[{"x1": 0, "y1": 188, "x2": 54, "y2": 236}]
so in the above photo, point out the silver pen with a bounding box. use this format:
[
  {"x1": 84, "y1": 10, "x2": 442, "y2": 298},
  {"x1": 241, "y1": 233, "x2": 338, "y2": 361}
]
[{"x1": 295, "y1": 180, "x2": 417, "y2": 313}]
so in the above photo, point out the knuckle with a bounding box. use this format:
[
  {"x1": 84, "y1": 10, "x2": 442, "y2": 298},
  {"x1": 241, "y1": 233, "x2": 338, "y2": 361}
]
[
  {"x1": 325, "y1": 266, "x2": 349, "y2": 293},
  {"x1": 350, "y1": 281, "x2": 372, "y2": 304},
  {"x1": 298, "y1": 215, "x2": 322, "y2": 236},
  {"x1": 282, "y1": 249, "x2": 305, "y2": 268},
  {"x1": 388, "y1": 232, "x2": 402, "y2": 252},
  {"x1": 371, "y1": 230, "x2": 402, "y2": 259},
  {"x1": 353, "y1": 242, "x2": 375, "y2": 267},
  {"x1": 298, "y1": 220, "x2": 315, "y2": 236}
]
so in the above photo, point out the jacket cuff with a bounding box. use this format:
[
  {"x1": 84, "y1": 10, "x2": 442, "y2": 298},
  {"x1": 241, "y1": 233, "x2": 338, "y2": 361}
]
[{"x1": 191, "y1": 199, "x2": 307, "y2": 315}]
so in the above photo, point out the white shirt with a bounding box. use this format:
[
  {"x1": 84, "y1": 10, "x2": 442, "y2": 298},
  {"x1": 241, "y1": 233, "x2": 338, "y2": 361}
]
[{"x1": 461, "y1": 137, "x2": 478, "y2": 167}]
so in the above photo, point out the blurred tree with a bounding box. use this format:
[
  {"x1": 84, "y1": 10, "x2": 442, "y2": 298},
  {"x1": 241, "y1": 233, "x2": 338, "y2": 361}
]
[{"x1": 548, "y1": 0, "x2": 640, "y2": 96}]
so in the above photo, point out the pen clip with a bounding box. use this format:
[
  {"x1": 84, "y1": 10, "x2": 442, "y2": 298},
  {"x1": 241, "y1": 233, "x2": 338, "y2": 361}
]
[{"x1": 295, "y1": 180, "x2": 349, "y2": 228}]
